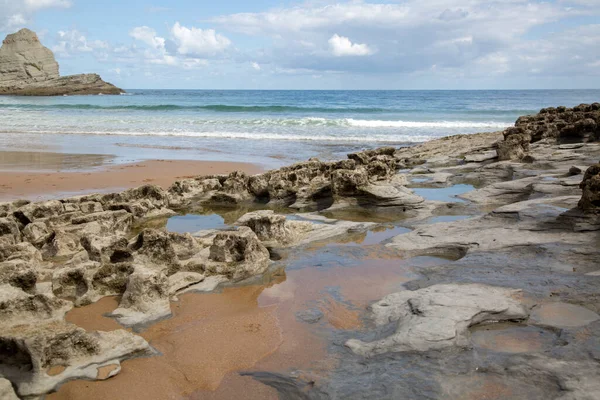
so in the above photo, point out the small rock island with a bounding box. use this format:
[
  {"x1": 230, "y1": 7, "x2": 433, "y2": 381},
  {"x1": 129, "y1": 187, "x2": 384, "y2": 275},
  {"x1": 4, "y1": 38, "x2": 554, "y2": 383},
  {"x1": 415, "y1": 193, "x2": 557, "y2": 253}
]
[{"x1": 0, "y1": 28, "x2": 123, "y2": 96}]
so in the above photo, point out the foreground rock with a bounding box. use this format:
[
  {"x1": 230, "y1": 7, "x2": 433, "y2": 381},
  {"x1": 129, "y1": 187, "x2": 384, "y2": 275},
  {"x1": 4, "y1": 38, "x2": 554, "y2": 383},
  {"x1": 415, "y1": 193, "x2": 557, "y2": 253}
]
[
  {"x1": 234, "y1": 210, "x2": 375, "y2": 247},
  {"x1": 346, "y1": 284, "x2": 528, "y2": 356},
  {"x1": 579, "y1": 163, "x2": 600, "y2": 212},
  {"x1": 0, "y1": 284, "x2": 153, "y2": 398},
  {"x1": 498, "y1": 103, "x2": 600, "y2": 160},
  {"x1": 167, "y1": 148, "x2": 423, "y2": 211},
  {"x1": 1, "y1": 104, "x2": 600, "y2": 399},
  {"x1": 246, "y1": 106, "x2": 600, "y2": 399},
  {"x1": 0, "y1": 28, "x2": 122, "y2": 96}
]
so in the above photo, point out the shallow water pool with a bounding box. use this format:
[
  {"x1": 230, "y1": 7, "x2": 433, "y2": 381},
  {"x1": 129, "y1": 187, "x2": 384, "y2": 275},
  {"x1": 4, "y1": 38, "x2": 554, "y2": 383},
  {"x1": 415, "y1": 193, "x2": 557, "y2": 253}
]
[
  {"x1": 166, "y1": 213, "x2": 228, "y2": 233},
  {"x1": 412, "y1": 184, "x2": 474, "y2": 203}
]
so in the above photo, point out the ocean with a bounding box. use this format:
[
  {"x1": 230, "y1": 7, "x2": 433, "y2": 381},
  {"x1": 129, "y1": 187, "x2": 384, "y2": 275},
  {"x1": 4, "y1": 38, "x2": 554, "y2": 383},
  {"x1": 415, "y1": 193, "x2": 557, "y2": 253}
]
[{"x1": 1, "y1": 89, "x2": 599, "y2": 168}]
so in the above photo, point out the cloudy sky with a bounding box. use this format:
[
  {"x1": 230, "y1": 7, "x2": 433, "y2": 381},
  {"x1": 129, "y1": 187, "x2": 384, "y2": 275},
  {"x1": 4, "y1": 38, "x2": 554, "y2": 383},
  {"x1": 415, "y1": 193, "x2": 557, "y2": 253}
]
[{"x1": 1, "y1": 0, "x2": 599, "y2": 89}]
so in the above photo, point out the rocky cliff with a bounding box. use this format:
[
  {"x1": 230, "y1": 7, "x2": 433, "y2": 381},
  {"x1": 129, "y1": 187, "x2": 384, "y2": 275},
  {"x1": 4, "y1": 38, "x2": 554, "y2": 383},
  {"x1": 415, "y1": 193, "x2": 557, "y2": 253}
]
[{"x1": 0, "y1": 28, "x2": 123, "y2": 96}]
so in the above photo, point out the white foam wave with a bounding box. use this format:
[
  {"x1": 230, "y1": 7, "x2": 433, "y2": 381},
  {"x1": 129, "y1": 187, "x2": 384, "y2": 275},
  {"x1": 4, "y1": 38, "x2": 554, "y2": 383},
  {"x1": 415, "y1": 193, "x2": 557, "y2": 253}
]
[
  {"x1": 0, "y1": 129, "x2": 434, "y2": 143},
  {"x1": 345, "y1": 119, "x2": 510, "y2": 129}
]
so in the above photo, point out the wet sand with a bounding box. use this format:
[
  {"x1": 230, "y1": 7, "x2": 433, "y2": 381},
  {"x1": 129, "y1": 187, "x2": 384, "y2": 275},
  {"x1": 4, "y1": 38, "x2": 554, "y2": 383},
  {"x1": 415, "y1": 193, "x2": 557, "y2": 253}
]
[
  {"x1": 50, "y1": 230, "x2": 433, "y2": 400},
  {"x1": 54, "y1": 286, "x2": 284, "y2": 400},
  {"x1": 0, "y1": 151, "x2": 263, "y2": 202}
]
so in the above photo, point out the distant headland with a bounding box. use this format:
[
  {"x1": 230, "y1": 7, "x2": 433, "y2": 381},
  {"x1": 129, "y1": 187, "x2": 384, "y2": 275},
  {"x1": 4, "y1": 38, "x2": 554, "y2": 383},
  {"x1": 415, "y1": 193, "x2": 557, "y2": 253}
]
[{"x1": 0, "y1": 28, "x2": 123, "y2": 96}]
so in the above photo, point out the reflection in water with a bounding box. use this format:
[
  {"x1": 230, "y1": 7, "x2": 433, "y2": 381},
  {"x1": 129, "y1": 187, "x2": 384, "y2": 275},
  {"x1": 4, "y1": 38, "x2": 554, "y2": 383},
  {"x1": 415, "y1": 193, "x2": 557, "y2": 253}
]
[
  {"x1": 52, "y1": 212, "x2": 451, "y2": 400},
  {"x1": 470, "y1": 323, "x2": 557, "y2": 354},
  {"x1": 166, "y1": 214, "x2": 229, "y2": 233},
  {"x1": 0, "y1": 151, "x2": 114, "y2": 172},
  {"x1": 426, "y1": 215, "x2": 472, "y2": 224},
  {"x1": 412, "y1": 184, "x2": 475, "y2": 203}
]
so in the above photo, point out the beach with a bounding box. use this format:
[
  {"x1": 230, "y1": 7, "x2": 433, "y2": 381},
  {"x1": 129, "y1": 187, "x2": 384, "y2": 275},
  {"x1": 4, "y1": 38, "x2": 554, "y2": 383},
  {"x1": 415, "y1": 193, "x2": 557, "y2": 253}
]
[
  {"x1": 0, "y1": 150, "x2": 262, "y2": 201},
  {"x1": 1, "y1": 1, "x2": 600, "y2": 396},
  {"x1": 1, "y1": 99, "x2": 600, "y2": 400}
]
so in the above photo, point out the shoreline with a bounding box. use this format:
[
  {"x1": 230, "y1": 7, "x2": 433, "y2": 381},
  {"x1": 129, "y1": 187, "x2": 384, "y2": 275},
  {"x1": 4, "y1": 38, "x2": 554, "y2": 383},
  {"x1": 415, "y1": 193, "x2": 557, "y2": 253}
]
[
  {"x1": 0, "y1": 157, "x2": 263, "y2": 202},
  {"x1": 1, "y1": 103, "x2": 599, "y2": 400}
]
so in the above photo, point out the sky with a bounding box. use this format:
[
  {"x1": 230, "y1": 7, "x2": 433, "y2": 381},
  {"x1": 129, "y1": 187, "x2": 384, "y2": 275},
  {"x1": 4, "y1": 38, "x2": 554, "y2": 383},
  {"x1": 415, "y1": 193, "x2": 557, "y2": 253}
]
[{"x1": 0, "y1": 0, "x2": 599, "y2": 90}]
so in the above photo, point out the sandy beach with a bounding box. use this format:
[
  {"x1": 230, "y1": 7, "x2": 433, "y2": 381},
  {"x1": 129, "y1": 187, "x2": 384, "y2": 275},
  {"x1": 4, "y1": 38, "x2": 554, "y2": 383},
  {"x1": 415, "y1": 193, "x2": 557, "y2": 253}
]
[
  {"x1": 2, "y1": 103, "x2": 600, "y2": 400},
  {"x1": 1, "y1": 6, "x2": 600, "y2": 399},
  {"x1": 0, "y1": 151, "x2": 263, "y2": 201}
]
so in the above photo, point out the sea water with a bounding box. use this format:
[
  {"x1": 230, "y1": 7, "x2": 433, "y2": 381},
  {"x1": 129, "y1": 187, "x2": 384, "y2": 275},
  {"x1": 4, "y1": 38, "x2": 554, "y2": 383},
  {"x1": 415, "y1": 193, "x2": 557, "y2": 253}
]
[{"x1": 0, "y1": 89, "x2": 598, "y2": 167}]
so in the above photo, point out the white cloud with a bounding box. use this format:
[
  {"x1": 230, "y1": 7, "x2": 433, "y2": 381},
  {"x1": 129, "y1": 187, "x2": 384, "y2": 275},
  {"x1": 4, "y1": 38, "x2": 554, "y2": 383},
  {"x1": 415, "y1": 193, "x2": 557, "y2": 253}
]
[
  {"x1": 211, "y1": 3, "x2": 410, "y2": 35},
  {"x1": 1, "y1": 0, "x2": 71, "y2": 31},
  {"x1": 130, "y1": 26, "x2": 165, "y2": 50},
  {"x1": 328, "y1": 34, "x2": 373, "y2": 56},
  {"x1": 170, "y1": 22, "x2": 231, "y2": 56},
  {"x1": 125, "y1": 23, "x2": 230, "y2": 68},
  {"x1": 52, "y1": 30, "x2": 108, "y2": 56},
  {"x1": 251, "y1": 62, "x2": 261, "y2": 70},
  {"x1": 5, "y1": 14, "x2": 27, "y2": 29},
  {"x1": 209, "y1": 0, "x2": 599, "y2": 79}
]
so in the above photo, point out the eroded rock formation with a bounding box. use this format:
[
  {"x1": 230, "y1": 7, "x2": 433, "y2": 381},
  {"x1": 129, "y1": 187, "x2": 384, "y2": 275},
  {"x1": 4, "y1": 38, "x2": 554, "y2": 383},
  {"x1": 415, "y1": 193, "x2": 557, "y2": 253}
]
[
  {"x1": 346, "y1": 284, "x2": 529, "y2": 356},
  {"x1": 0, "y1": 28, "x2": 122, "y2": 96},
  {"x1": 498, "y1": 103, "x2": 600, "y2": 160},
  {"x1": 1, "y1": 104, "x2": 600, "y2": 398},
  {"x1": 579, "y1": 163, "x2": 600, "y2": 212}
]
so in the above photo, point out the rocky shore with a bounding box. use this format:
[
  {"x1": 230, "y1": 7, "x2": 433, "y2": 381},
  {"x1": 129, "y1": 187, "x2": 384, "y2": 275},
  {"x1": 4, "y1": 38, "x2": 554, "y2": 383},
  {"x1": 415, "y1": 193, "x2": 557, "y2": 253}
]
[
  {"x1": 1, "y1": 104, "x2": 600, "y2": 399},
  {"x1": 0, "y1": 29, "x2": 122, "y2": 96}
]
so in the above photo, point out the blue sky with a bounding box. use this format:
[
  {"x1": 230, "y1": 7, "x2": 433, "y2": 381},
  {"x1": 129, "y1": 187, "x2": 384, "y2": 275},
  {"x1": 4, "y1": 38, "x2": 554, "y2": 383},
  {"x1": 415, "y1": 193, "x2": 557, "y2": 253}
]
[{"x1": 1, "y1": 0, "x2": 599, "y2": 89}]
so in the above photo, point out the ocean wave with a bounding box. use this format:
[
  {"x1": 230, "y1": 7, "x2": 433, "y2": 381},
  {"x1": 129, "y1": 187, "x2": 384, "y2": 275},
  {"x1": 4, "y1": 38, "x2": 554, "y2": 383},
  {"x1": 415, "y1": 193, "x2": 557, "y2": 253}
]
[
  {"x1": 0, "y1": 129, "x2": 435, "y2": 143},
  {"x1": 0, "y1": 103, "x2": 388, "y2": 113},
  {"x1": 345, "y1": 119, "x2": 509, "y2": 128}
]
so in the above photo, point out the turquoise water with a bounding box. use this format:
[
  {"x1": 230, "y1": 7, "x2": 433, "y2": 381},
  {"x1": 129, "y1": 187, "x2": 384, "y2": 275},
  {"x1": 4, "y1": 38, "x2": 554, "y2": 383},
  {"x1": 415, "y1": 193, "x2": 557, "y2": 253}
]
[{"x1": 0, "y1": 90, "x2": 598, "y2": 166}]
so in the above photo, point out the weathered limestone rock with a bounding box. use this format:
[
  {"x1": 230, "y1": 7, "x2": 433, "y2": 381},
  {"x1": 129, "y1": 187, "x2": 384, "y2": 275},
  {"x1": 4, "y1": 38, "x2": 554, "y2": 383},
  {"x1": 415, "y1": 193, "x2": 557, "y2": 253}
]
[
  {"x1": 394, "y1": 132, "x2": 502, "y2": 166},
  {"x1": 0, "y1": 378, "x2": 18, "y2": 400},
  {"x1": 110, "y1": 266, "x2": 171, "y2": 327},
  {"x1": 289, "y1": 177, "x2": 332, "y2": 209},
  {"x1": 1, "y1": 320, "x2": 152, "y2": 398},
  {"x1": 497, "y1": 129, "x2": 531, "y2": 161},
  {"x1": 579, "y1": 163, "x2": 600, "y2": 212},
  {"x1": 22, "y1": 221, "x2": 52, "y2": 247},
  {"x1": 13, "y1": 200, "x2": 64, "y2": 225},
  {"x1": 128, "y1": 229, "x2": 179, "y2": 271},
  {"x1": 166, "y1": 232, "x2": 201, "y2": 261},
  {"x1": 0, "y1": 284, "x2": 71, "y2": 327},
  {"x1": 0, "y1": 217, "x2": 21, "y2": 245},
  {"x1": 167, "y1": 177, "x2": 223, "y2": 207},
  {"x1": 90, "y1": 262, "x2": 135, "y2": 297},
  {"x1": 81, "y1": 234, "x2": 131, "y2": 264},
  {"x1": 464, "y1": 150, "x2": 498, "y2": 163},
  {"x1": 79, "y1": 201, "x2": 103, "y2": 214},
  {"x1": 387, "y1": 197, "x2": 592, "y2": 258},
  {"x1": 237, "y1": 210, "x2": 293, "y2": 244},
  {"x1": 346, "y1": 284, "x2": 528, "y2": 356},
  {"x1": 497, "y1": 103, "x2": 600, "y2": 160},
  {"x1": 168, "y1": 271, "x2": 205, "y2": 295},
  {"x1": 71, "y1": 210, "x2": 133, "y2": 235},
  {"x1": 0, "y1": 28, "x2": 123, "y2": 96},
  {"x1": 0, "y1": 28, "x2": 58, "y2": 85},
  {"x1": 52, "y1": 262, "x2": 105, "y2": 305},
  {"x1": 208, "y1": 227, "x2": 270, "y2": 279},
  {"x1": 0, "y1": 242, "x2": 42, "y2": 263},
  {"x1": 105, "y1": 184, "x2": 173, "y2": 219},
  {"x1": 331, "y1": 168, "x2": 369, "y2": 197},
  {"x1": 358, "y1": 182, "x2": 424, "y2": 207},
  {"x1": 41, "y1": 229, "x2": 83, "y2": 260},
  {"x1": 0, "y1": 260, "x2": 37, "y2": 293}
]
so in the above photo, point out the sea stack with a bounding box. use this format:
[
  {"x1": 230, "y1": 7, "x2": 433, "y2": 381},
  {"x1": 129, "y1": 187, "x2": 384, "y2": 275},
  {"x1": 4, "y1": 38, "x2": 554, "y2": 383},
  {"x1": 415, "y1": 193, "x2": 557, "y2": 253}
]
[{"x1": 0, "y1": 28, "x2": 123, "y2": 96}]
